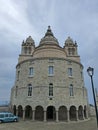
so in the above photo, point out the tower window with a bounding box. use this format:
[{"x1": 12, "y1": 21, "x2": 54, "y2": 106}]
[
  {"x1": 15, "y1": 86, "x2": 18, "y2": 97},
  {"x1": 68, "y1": 68, "x2": 72, "y2": 76},
  {"x1": 68, "y1": 48, "x2": 71, "y2": 55},
  {"x1": 48, "y1": 66, "x2": 54, "y2": 75},
  {"x1": 68, "y1": 48, "x2": 75, "y2": 55},
  {"x1": 72, "y1": 48, "x2": 75, "y2": 55},
  {"x1": 69, "y1": 84, "x2": 74, "y2": 96},
  {"x1": 24, "y1": 47, "x2": 27, "y2": 54},
  {"x1": 29, "y1": 67, "x2": 34, "y2": 76},
  {"x1": 28, "y1": 47, "x2": 31, "y2": 54},
  {"x1": 49, "y1": 83, "x2": 53, "y2": 96},
  {"x1": 17, "y1": 71, "x2": 20, "y2": 81},
  {"x1": 28, "y1": 84, "x2": 32, "y2": 96},
  {"x1": 81, "y1": 71, "x2": 83, "y2": 79}
]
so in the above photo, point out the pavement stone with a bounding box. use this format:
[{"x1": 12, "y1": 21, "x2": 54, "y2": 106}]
[{"x1": 0, "y1": 117, "x2": 98, "y2": 130}]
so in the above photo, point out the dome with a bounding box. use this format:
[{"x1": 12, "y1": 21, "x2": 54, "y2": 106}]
[
  {"x1": 33, "y1": 26, "x2": 66, "y2": 58},
  {"x1": 22, "y1": 36, "x2": 35, "y2": 46},
  {"x1": 39, "y1": 26, "x2": 59, "y2": 45},
  {"x1": 64, "y1": 36, "x2": 77, "y2": 47},
  {"x1": 65, "y1": 36, "x2": 74, "y2": 45}
]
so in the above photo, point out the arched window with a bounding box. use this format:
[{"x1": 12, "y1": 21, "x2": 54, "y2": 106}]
[
  {"x1": 68, "y1": 68, "x2": 72, "y2": 76},
  {"x1": 49, "y1": 83, "x2": 53, "y2": 96},
  {"x1": 68, "y1": 48, "x2": 75, "y2": 55},
  {"x1": 24, "y1": 47, "x2": 27, "y2": 54},
  {"x1": 17, "y1": 70, "x2": 20, "y2": 81},
  {"x1": 69, "y1": 84, "x2": 74, "y2": 96},
  {"x1": 28, "y1": 47, "x2": 31, "y2": 54},
  {"x1": 29, "y1": 67, "x2": 34, "y2": 76},
  {"x1": 72, "y1": 48, "x2": 75, "y2": 55},
  {"x1": 15, "y1": 86, "x2": 18, "y2": 97},
  {"x1": 48, "y1": 66, "x2": 54, "y2": 75},
  {"x1": 28, "y1": 84, "x2": 32, "y2": 96},
  {"x1": 68, "y1": 48, "x2": 71, "y2": 55},
  {"x1": 81, "y1": 71, "x2": 83, "y2": 79}
]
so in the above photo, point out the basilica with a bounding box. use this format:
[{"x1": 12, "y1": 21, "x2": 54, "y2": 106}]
[{"x1": 10, "y1": 26, "x2": 89, "y2": 122}]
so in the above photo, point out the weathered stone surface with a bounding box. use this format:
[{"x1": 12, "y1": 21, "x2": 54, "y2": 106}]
[{"x1": 10, "y1": 27, "x2": 89, "y2": 121}]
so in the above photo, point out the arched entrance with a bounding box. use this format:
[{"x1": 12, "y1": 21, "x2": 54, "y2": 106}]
[
  {"x1": 25, "y1": 105, "x2": 32, "y2": 119},
  {"x1": 13, "y1": 105, "x2": 16, "y2": 115},
  {"x1": 58, "y1": 106, "x2": 67, "y2": 121},
  {"x1": 84, "y1": 105, "x2": 87, "y2": 118},
  {"x1": 47, "y1": 106, "x2": 56, "y2": 121},
  {"x1": 35, "y1": 106, "x2": 44, "y2": 121},
  {"x1": 69, "y1": 106, "x2": 77, "y2": 121},
  {"x1": 78, "y1": 106, "x2": 83, "y2": 120},
  {"x1": 18, "y1": 105, "x2": 23, "y2": 118}
]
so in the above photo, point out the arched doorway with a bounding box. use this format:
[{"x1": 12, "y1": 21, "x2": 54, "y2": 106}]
[
  {"x1": 35, "y1": 106, "x2": 44, "y2": 121},
  {"x1": 25, "y1": 105, "x2": 32, "y2": 119},
  {"x1": 78, "y1": 106, "x2": 83, "y2": 120},
  {"x1": 47, "y1": 106, "x2": 56, "y2": 121},
  {"x1": 18, "y1": 105, "x2": 23, "y2": 118},
  {"x1": 58, "y1": 106, "x2": 67, "y2": 121},
  {"x1": 84, "y1": 105, "x2": 87, "y2": 118},
  {"x1": 13, "y1": 105, "x2": 16, "y2": 115},
  {"x1": 69, "y1": 106, "x2": 77, "y2": 121}
]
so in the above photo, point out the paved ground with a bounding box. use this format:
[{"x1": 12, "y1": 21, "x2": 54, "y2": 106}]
[{"x1": 0, "y1": 117, "x2": 98, "y2": 130}]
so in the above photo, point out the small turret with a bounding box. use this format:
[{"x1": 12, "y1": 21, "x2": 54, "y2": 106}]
[
  {"x1": 25, "y1": 36, "x2": 35, "y2": 45},
  {"x1": 21, "y1": 36, "x2": 35, "y2": 55},
  {"x1": 64, "y1": 36, "x2": 78, "y2": 56},
  {"x1": 64, "y1": 36, "x2": 80, "y2": 62},
  {"x1": 18, "y1": 36, "x2": 35, "y2": 63}
]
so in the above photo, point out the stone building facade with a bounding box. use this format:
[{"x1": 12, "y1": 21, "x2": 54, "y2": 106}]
[{"x1": 10, "y1": 26, "x2": 89, "y2": 122}]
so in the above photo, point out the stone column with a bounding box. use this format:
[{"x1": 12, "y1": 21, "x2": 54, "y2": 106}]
[
  {"x1": 32, "y1": 110, "x2": 35, "y2": 121},
  {"x1": 23, "y1": 109, "x2": 25, "y2": 121},
  {"x1": 56, "y1": 111, "x2": 59, "y2": 122},
  {"x1": 76, "y1": 110, "x2": 79, "y2": 121},
  {"x1": 16, "y1": 109, "x2": 18, "y2": 116},
  {"x1": 82, "y1": 110, "x2": 84, "y2": 120},
  {"x1": 44, "y1": 111, "x2": 47, "y2": 122},
  {"x1": 67, "y1": 110, "x2": 70, "y2": 122},
  {"x1": 86, "y1": 110, "x2": 88, "y2": 119}
]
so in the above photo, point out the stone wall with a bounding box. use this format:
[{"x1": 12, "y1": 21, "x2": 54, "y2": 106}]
[{"x1": 11, "y1": 58, "x2": 88, "y2": 110}]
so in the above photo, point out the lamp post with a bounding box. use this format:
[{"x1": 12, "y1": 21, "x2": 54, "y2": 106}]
[{"x1": 87, "y1": 67, "x2": 98, "y2": 127}]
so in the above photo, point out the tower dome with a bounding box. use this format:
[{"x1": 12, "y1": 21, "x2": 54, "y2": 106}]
[
  {"x1": 39, "y1": 26, "x2": 59, "y2": 45},
  {"x1": 65, "y1": 36, "x2": 74, "y2": 46},
  {"x1": 33, "y1": 26, "x2": 66, "y2": 58},
  {"x1": 22, "y1": 36, "x2": 35, "y2": 46}
]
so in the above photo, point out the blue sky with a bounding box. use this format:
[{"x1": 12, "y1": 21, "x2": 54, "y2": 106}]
[{"x1": 0, "y1": 0, "x2": 98, "y2": 104}]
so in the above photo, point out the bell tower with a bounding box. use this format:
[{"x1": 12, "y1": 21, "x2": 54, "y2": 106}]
[
  {"x1": 64, "y1": 36, "x2": 80, "y2": 62},
  {"x1": 18, "y1": 36, "x2": 35, "y2": 63},
  {"x1": 21, "y1": 36, "x2": 35, "y2": 55}
]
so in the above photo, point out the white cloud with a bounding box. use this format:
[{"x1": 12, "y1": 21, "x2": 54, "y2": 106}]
[{"x1": 0, "y1": 0, "x2": 39, "y2": 40}]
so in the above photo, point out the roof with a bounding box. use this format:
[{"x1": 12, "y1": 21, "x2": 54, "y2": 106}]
[
  {"x1": 39, "y1": 26, "x2": 59, "y2": 46},
  {"x1": 33, "y1": 26, "x2": 66, "y2": 58}
]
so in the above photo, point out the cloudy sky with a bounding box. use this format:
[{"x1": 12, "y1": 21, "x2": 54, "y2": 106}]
[{"x1": 0, "y1": 0, "x2": 98, "y2": 104}]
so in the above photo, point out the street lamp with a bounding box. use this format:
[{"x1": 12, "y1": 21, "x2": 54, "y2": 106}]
[{"x1": 87, "y1": 67, "x2": 98, "y2": 127}]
